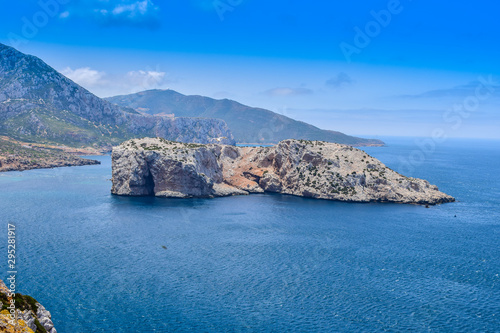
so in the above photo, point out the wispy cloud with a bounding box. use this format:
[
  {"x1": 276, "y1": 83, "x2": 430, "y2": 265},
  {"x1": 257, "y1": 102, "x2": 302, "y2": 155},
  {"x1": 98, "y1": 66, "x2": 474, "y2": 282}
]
[
  {"x1": 64, "y1": 0, "x2": 160, "y2": 28},
  {"x1": 287, "y1": 107, "x2": 500, "y2": 139},
  {"x1": 263, "y1": 87, "x2": 313, "y2": 97},
  {"x1": 61, "y1": 67, "x2": 107, "y2": 88},
  {"x1": 326, "y1": 72, "x2": 353, "y2": 89},
  {"x1": 59, "y1": 11, "x2": 70, "y2": 19},
  {"x1": 126, "y1": 70, "x2": 167, "y2": 90},
  {"x1": 61, "y1": 67, "x2": 170, "y2": 96},
  {"x1": 400, "y1": 79, "x2": 500, "y2": 99}
]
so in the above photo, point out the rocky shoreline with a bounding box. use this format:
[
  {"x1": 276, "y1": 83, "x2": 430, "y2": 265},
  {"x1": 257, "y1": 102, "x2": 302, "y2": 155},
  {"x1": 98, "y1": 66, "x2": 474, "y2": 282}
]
[
  {"x1": 0, "y1": 157, "x2": 100, "y2": 172},
  {"x1": 111, "y1": 138, "x2": 455, "y2": 205},
  {"x1": 0, "y1": 279, "x2": 56, "y2": 333},
  {"x1": 0, "y1": 137, "x2": 100, "y2": 172}
]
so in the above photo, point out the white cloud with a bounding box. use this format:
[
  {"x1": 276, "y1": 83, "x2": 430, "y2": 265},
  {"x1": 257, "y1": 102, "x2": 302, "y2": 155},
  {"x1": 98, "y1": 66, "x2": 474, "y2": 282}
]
[
  {"x1": 126, "y1": 70, "x2": 167, "y2": 90},
  {"x1": 68, "y1": 0, "x2": 161, "y2": 27},
  {"x1": 59, "y1": 66, "x2": 171, "y2": 97},
  {"x1": 61, "y1": 67, "x2": 107, "y2": 88},
  {"x1": 263, "y1": 87, "x2": 313, "y2": 97},
  {"x1": 59, "y1": 11, "x2": 70, "y2": 19},
  {"x1": 112, "y1": 0, "x2": 150, "y2": 16}
]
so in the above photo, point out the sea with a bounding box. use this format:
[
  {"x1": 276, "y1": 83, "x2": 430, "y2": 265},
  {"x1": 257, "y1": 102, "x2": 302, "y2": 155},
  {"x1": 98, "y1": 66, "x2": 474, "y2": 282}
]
[{"x1": 0, "y1": 137, "x2": 499, "y2": 332}]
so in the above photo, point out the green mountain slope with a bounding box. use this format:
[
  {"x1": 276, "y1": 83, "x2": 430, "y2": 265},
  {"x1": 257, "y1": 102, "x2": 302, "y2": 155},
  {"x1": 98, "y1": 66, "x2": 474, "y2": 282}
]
[{"x1": 106, "y1": 89, "x2": 384, "y2": 146}]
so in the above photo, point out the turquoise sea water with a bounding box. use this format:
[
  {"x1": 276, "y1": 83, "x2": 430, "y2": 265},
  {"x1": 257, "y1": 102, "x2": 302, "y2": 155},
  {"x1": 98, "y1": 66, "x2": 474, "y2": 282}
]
[{"x1": 0, "y1": 137, "x2": 499, "y2": 332}]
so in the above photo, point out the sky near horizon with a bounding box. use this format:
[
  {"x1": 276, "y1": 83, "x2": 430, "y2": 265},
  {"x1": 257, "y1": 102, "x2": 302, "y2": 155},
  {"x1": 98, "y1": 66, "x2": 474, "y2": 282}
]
[{"x1": 1, "y1": 0, "x2": 499, "y2": 139}]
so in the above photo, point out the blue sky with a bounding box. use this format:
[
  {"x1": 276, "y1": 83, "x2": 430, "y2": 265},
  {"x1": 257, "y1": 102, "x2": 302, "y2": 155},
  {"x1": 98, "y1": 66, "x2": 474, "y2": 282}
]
[{"x1": 1, "y1": 0, "x2": 499, "y2": 138}]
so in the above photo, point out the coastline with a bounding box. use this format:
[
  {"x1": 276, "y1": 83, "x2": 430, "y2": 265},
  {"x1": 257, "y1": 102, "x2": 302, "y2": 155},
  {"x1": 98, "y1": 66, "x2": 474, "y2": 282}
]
[
  {"x1": 0, "y1": 158, "x2": 100, "y2": 172},
  {"x1": 0, "y1": 137, "x2": 101, "y2": 172}
]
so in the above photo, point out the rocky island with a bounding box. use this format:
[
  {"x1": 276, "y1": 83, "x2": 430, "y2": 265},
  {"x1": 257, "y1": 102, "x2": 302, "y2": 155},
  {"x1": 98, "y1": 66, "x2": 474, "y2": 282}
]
[{"x1": 111, "y1": 138, "x2": 454, "y2": 205}]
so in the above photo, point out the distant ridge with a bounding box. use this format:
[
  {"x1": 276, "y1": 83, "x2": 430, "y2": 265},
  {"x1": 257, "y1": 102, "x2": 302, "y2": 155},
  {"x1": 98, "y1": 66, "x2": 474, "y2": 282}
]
[
  {"x1": 0, "y1": 43, "x2": 235, "y2": 150},
  {"x1": 106, "y1": 89, "x2": 384, "y2": 146}
]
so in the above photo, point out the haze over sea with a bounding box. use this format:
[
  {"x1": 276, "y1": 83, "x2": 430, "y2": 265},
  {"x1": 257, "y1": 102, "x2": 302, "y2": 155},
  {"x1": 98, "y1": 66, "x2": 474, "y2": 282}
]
[{"x1": 0, "y1": 137, "x2": 499, "y2": 332}]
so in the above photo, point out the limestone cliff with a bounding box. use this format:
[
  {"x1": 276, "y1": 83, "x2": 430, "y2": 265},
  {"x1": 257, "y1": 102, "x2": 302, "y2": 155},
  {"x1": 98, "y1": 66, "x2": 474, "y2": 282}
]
[
  {"x1": 0, "y1": 279, "x2": 56, "y2": 333},
  {"x1": 111, "y1": 138, "x2": 455, "y2": 205}
]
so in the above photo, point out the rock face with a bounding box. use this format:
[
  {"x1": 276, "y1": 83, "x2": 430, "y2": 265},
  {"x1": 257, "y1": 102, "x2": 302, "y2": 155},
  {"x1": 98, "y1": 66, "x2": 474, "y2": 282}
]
[
  {"x1": 0, "y1": 43, "x2": 235, "y2": 149},
  {"x1": 0, "y1": 279, "x2": 57, "y2": 333},
  {"x1": 112, "y1": 138, "x2": 455, "y2": 205}
]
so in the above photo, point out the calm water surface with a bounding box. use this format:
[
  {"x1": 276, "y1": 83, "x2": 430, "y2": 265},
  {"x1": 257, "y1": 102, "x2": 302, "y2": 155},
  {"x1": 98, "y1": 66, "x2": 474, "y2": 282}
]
[{"x1": 0, "y1": 137, "x2": 499, "y2": 332}]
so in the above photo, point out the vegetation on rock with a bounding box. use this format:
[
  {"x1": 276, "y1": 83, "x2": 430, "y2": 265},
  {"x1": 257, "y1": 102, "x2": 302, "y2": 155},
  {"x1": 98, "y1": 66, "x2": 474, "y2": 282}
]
[
  {"x1": 111, "y1": 138, "x2": 454, "y2": 205},
  {"x1": 0, "y1": 137, "x2": 99, "y2": 172}
]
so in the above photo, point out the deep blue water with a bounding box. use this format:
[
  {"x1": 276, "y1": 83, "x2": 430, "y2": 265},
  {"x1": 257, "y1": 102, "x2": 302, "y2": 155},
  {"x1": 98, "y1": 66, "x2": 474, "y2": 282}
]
[{"x1": 0, "y1": 137, "x2": 499, "y2": 332}]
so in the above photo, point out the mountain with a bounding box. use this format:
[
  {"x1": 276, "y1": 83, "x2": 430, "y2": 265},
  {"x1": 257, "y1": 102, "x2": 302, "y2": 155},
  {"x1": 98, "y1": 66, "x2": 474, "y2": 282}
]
[
  {"x1": 0, "y1": 44, "x2": 235, "y2": 150},
  {"x1": 106, "y1": 89, "x2": 384, "y2": 146}
]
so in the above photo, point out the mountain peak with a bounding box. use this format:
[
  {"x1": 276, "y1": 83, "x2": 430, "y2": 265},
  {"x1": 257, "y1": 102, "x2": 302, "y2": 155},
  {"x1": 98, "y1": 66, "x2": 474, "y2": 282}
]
[{"x1": 0, "y1": 42, "x2": 14, "y2": 51}]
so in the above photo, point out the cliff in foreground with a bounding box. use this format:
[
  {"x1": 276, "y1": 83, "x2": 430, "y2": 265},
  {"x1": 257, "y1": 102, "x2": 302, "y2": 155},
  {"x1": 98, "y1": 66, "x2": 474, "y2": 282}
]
[
  {"x1": 0, "y1": 279, "x2": 56, "y2": 333},
  {"x1": 111, "y1": 138, "x2": 455, "y2": 205}
]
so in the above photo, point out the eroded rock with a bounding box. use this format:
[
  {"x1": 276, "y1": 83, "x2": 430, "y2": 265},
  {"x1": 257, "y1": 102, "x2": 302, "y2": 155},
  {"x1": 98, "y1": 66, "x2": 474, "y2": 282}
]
[{"x1": 111, "y1": 138, "x2": 455, "y2": 205}]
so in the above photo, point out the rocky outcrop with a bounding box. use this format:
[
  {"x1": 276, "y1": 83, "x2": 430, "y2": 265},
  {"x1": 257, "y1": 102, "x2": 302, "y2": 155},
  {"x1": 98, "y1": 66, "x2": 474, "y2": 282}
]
[
  {"x1": 0, "y1": 279, "x2": 56, "y2": 333},
  {"x1": 0, "y1": 137, "x2": 100, "y2": 172},
  {"x1": 0, "y1": 154, "x2": 99, "y2": 172},
  {"x1": 112, "y1": 138, "x2": 455, "y2": 205},
  {"x1": 0, "y1": 43, "x2": 235, "y2": 149}
]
